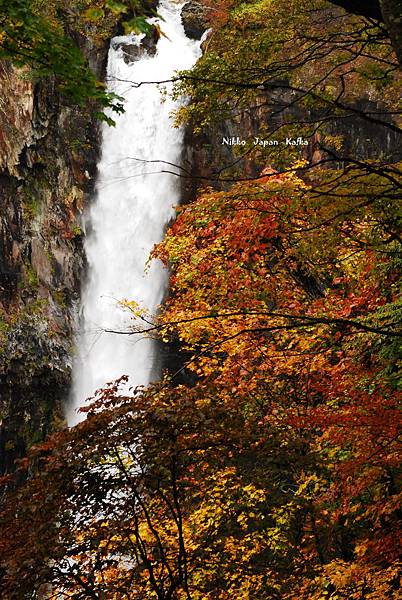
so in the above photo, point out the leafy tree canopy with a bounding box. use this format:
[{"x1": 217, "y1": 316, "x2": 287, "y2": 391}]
[
  {"x1": 0, "y1": 0, "x2": 157, "y2": 123},
  {"x1": 0, "y1": 1, "x2": 401, "y2": 599},
  {"x1": 174, "y1": 0, "x2": 401, "y2": 162},
  {"x1": 1, "y1": 164, "x2": 400, "y2": 597}
]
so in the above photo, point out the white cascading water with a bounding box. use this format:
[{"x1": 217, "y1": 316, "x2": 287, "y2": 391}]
[{"x1": 67, "y1": 1, "x2": 201, "y2": 425}]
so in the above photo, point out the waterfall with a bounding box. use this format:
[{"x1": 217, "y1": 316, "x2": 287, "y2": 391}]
[{"x1": 67, "y1": 1, "x2": 201, "y2": 426}]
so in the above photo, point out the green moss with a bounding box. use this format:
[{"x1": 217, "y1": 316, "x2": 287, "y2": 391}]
[
  {"x1": 0, "y1": 316, "x2": 10, "y2": 353},
  {"x1": 52, "y1": 289, "x2": 67, "y2": 308},
  {"x1": 22, "y1": 195, "x2": 41, "y2": 221},
  {"x1": 24, "y1": 260, "x2": 39, "y2": 290},
  {"x1": 26, "y1": 428, "x2": 44, "y2": 449},
  {"x1": 70, "y1": 138, "x2": 92, "y2": 152},
  {"x1": 72, "y1": 224, "x2": 82, "y2": 237},
  {"x1": 4, "y1": 440, "x2": 16, "y2": 451}
]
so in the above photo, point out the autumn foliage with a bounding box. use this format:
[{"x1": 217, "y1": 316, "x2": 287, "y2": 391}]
[
  {"x1": 0, "y1": 0, "x2": 401, "y2": 598},
  {"x1": 0, "y1": 160, "x2": 400, "y2": 598}
]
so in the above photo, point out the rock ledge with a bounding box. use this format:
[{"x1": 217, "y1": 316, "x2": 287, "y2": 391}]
[{"x1": 181, "y1": 1, "x2": 209, "y2": 40}]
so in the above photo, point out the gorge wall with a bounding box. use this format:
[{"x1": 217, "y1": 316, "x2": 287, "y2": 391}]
[
  {"x1": 0, "y1": 0, "x2": 179, "y2": 475},
  {"x1": 0, "y1": 53, "x2": 106, "y2": 474},
  {"x1": 180, "y1": 2, "x2": 401, "y2": 192}
]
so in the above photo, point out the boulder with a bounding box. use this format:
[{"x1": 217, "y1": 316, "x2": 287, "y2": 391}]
[
  {"x1": 181, "y1": 1, "x2": 209, "y2": 40},
  {"x1": 113, "y1": 27, "x2": 159, "y2": 64}
]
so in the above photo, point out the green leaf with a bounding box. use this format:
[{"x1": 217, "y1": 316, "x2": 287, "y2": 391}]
[
  {"x1": 123, "y1": 16, "x2": 153, "y2": 35},
  {"x1": 83, "y1": 7, "x2": 105, "y2": 21},
  {"x1": 105, "y1": 0, "x2": 128, "y2": 15}
]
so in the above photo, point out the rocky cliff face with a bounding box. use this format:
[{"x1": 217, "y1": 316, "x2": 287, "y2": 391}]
[
  {"x1": 0, "y1": 0, "x2": 164, "y2": 475},
  {"x1": 186, "y1": 93, "x2": 402, "y2": 194},
  {"x1": 0, "y1": 50, "x2": 107, "y2": 474},
  {"x1": 180, "y1": 2, "x2": 401, "y2": 192}
]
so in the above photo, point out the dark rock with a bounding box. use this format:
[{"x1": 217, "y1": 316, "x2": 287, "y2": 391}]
[
  {"x1": 117, "y1": 43, "x2": 146, "y2": 63},
  {"x1": 113, "y1": 27, "x2": 159, "y2": 64},
  {"x1": 185, "y1": 88, "x2": 402, "y2": 198},
  {"x1": 157, "y1": 338, "x2": 198, "y2": 387},
  {"x1": 0, "y1": 320, "x2": 70, "y2": 477},
  {"x1": 181, "y1": 1, "x2": 209, "y2": 40},
  {"x1": 0, "y1": 53, "x2": 101, "y2": 475}
]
